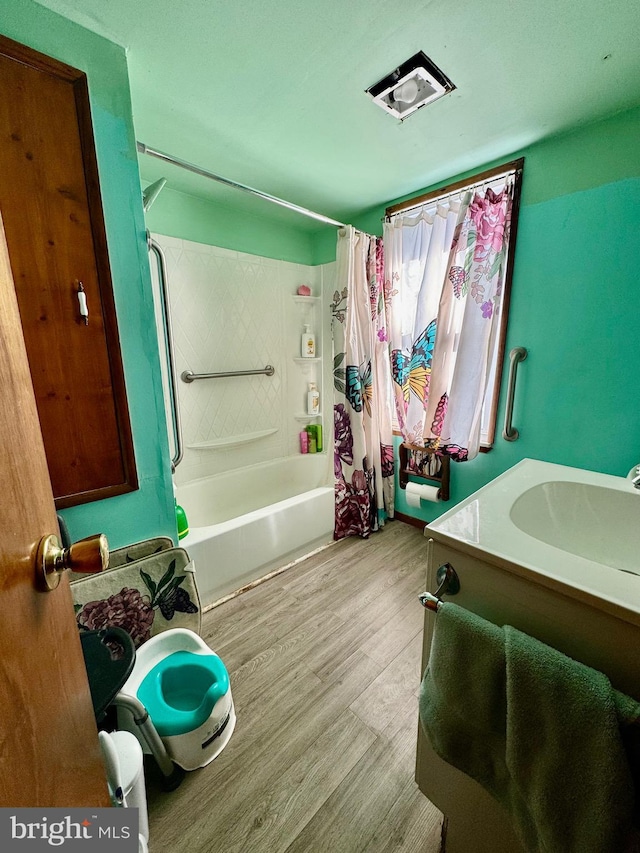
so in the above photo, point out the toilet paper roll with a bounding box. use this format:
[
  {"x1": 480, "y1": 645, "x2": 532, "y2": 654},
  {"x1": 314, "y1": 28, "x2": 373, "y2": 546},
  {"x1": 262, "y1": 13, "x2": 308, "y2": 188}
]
[{"x1": 405, "y1": 481, "x2": 441, "y2": 507}]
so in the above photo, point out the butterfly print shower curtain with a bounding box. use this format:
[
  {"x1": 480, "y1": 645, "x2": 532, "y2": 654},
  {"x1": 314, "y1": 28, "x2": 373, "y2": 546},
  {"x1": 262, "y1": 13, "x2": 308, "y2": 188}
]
[{"x1": 332, "y1": 227, "x2": 395, "y2": 540}]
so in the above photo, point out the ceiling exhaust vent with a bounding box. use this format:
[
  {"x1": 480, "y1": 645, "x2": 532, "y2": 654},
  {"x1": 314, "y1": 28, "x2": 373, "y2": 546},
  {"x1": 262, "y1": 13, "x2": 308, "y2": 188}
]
[{"x1": 366, "y1": 51, "x2": 455, "y2": 120}]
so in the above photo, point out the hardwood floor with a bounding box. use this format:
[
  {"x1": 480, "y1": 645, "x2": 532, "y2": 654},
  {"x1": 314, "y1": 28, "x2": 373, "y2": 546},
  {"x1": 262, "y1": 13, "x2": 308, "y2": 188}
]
[{"x1": 146, "y1": 520, "x2": 443, "y2": 852}]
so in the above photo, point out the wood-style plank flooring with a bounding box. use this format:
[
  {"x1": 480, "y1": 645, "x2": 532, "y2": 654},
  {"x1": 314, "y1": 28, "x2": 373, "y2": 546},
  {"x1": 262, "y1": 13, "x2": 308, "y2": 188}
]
[{"x1": 146, "y1": 521, "x2": 443, "y2": 852}]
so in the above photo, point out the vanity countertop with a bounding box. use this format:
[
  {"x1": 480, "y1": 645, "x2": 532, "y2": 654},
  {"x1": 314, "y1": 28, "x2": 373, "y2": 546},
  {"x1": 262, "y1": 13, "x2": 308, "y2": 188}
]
[{"x1": 426, "y1": 458, "x2": 640, "y2": 626}]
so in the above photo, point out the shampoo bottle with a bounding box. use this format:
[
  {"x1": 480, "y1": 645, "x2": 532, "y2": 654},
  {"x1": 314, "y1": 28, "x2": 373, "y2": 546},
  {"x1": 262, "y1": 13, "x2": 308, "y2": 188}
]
[
  {"x1": 306, "y1": 425, "x2": 317, "y2": 453},
  {"x1": 307, "y1": 382, "x2": 320, "y2": 415},
  {"x1": 301, "y1": 325, "x2": 316, "y2": 358}
]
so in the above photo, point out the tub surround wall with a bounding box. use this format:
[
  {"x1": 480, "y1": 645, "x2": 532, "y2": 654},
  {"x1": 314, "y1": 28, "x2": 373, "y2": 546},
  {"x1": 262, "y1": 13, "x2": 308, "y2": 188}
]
[
  {"x1": 151, "y1": 233, "x2": 335, "y2": 487},
  {"x1": 150, "y1": 236, "x2": 336, "y2": 603}
]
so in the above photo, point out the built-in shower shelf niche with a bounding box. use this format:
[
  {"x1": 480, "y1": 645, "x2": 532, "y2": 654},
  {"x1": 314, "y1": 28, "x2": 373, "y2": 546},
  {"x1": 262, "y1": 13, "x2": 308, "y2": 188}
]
[
  {"x1": 187, "y1": 428, "x2": 278, "y2": 450},
  {"x1": 292, "y1": 294, "x2": 320, "y2": 329},
  {"x1": 294, "y1": 412, "x2": 323, "y2": 421}
]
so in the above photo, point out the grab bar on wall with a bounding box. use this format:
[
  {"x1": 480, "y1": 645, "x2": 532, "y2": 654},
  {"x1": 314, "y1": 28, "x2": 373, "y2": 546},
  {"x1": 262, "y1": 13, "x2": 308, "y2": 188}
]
[
  {"x1": 181, "y1": 366, "x2": 275, "y2": 383},
  {"x1": 148, "y1": 234, "x2": 184, "y2": 470},
  {"x1": 502, "y1": 346, "x2": 527, "y2": 442}
]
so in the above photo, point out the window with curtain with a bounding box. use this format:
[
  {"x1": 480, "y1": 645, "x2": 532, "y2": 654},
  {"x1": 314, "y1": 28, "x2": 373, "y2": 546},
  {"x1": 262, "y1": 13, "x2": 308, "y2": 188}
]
[{"x1": 383, "y1": 158, "x2": 524, "y2": 460}]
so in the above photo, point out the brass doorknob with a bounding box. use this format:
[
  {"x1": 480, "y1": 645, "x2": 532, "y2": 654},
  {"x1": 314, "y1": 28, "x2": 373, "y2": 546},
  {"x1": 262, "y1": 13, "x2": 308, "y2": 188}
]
[{"x1": 37, "y1": 533, "x2": 109, "y2": 591}]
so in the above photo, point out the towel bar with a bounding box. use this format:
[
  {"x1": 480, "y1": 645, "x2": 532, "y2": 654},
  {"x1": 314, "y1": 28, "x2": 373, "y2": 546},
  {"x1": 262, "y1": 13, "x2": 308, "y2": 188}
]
[
  {"x1": 419, "y1": 562, "x2": 460, "y2": 612},
  {"x1": 419, "y1": 592, "x2": 443, "y2": 612}
]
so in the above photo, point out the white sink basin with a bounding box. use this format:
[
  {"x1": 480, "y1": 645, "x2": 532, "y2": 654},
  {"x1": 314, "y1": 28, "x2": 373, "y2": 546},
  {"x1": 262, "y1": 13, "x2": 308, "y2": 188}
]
[
  {"x1": 510, "y1": 481, "x2": 640, "y2": 573},
  {"x1": 427, "y1": 458, "x2": 640, "y2": 622}
]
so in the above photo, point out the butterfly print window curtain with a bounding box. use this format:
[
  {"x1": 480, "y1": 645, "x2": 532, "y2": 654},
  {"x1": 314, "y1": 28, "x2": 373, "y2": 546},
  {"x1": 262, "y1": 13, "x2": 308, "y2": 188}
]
[
  {"x1": 332, "y1": 226, "x2": 395, "y2": 540},
  {"x1": 385, "y1": 183, "x2": 514, "y2": 461},
  {"x1": 384, "y1": 203, "x2": 460, "y2": 447}
]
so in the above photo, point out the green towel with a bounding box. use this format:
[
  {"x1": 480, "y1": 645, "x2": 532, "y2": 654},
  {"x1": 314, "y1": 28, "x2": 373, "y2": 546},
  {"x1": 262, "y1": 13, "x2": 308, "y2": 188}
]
[{"x1": 419, "y1": 602, "x2": 640, "y2": 853}]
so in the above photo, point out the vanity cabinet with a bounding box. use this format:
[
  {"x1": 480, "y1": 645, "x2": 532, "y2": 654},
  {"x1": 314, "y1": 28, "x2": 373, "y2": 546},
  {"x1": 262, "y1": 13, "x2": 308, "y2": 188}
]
[
  {"x1": 417, "y1": 536, "x2": 640, "y2": 853},
  {"x1": 0, "y1": 35, "x2": 137, "y2": 508}
]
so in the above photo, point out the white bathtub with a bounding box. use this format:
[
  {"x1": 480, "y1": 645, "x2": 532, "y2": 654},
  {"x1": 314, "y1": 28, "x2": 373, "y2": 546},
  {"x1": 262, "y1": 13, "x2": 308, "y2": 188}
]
[{"x1": 176, "y1": 454, "x2": 334, "y2": 607}]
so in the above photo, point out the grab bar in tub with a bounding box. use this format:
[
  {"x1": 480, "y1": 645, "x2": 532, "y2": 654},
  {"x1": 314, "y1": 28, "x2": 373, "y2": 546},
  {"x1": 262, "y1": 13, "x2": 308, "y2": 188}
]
[
  {"x1": 148, "y1": 234, "x2": 184, "y2": 471},
  {"x1": 502, "y1": 346, "x2": 527, "y2": 442},
  {"x1": 181, "y1": 365, "x2": 276, "y2": 383}
]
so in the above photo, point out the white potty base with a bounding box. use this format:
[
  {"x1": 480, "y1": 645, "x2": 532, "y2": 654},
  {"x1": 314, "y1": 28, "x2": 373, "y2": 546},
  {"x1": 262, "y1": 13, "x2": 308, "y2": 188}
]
[{"x1": 163, "y1": 695, "x2": 236, "y2": 771}]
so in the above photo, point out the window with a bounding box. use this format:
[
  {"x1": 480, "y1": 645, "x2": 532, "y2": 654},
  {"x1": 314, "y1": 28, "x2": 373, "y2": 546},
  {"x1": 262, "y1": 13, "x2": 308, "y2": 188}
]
[{"x1": 385, "y1": 158, "x2": 524, "y2": 452}]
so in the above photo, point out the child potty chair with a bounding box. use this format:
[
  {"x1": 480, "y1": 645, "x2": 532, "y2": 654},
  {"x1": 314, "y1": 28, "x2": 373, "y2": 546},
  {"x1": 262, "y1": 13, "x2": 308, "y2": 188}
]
[{"x1": 117, "y1": 628, "x2": 235, "y2": 771}]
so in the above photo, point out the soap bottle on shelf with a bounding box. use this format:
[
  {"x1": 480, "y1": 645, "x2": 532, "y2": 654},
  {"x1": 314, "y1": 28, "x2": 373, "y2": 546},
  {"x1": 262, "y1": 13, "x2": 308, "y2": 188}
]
[
  {"x1": 307, "y1": 382, "x2": 320, "y2": 416},
  {"x1": 301, "y1": 324, "x2": 316, "y2": 358},
  {"x1": 306, "y1": 423, "x2": 323, "y2": 453},
  {"x1": 307, "y1": 429, "x2": 317, "y2": 453}
]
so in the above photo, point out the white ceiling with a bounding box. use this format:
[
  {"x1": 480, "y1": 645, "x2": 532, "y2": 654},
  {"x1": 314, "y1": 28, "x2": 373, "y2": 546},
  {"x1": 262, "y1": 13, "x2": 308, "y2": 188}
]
[{"x1": 34, "y1": 0, "x2": 640, "y2": 229}]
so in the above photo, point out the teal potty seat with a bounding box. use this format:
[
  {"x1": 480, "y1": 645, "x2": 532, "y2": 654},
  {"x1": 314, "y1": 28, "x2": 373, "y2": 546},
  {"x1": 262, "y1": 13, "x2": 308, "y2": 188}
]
[
  {"x1": 117, "y1": 628, "x2": 236, "y2": 771},
  {"x1": 137, "y1": 650, "x2": 230, "y2": 737}
]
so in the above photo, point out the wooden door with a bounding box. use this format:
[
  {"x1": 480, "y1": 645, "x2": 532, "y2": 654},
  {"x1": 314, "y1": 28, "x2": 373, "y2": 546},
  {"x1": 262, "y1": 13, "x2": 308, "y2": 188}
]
[
  {"x1": 0, "y1": 214, "x2": 109, "y2": 806},
  {"x1": 0, "y1": 34, "x2": 137, "y2": 509}
]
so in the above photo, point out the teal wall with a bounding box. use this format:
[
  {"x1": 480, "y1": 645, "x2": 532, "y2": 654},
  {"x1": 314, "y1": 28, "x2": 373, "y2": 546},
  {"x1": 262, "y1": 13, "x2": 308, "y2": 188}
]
[
  {"x1": 144, "y1": 185, "x2": 317, "y2": 264},
  {"x1": 5, "y1": 1, "x2": 640, "y2": 540},
  {"x1": 344, "y1": 106, "x2": 640, "y2": 524},
  {"x1": 3, "y1": 3, "x2": 176, "y2": 547}
]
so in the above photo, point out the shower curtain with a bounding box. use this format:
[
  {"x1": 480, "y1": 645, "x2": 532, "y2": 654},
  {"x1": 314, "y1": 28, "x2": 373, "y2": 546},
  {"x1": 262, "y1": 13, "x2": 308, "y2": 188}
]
[
  {"x1": 385, "y1": 183, "x2": 514, "y2": 461},
  {"x1": 332, "y1": 226, "x2": 395, "y2": 539}
]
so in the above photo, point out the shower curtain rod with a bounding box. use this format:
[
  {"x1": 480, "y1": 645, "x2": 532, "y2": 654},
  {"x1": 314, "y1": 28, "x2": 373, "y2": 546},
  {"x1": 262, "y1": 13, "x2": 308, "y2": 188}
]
[
  {"x1": 385, "y1": 172, "x2": 511, "y2": 221},
  {"x1": 385, "y1": 158, "x2": 524, "y2": 220},
  {"x1": 137, "y1": 142, "x2": 348, "y2": 228}
]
